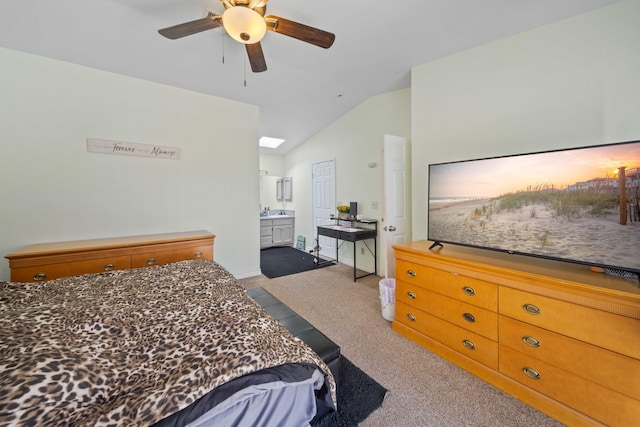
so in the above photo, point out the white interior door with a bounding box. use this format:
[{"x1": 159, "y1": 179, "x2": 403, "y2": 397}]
[
  {"x1": 312, "y1": 160, "x2": 336, "y2": 257},
  {"x1": 383, "y1": 135, "x2": 409, "y2": 278}
]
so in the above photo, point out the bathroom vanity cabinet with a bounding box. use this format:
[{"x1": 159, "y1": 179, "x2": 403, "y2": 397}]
[{"x1": 260, "y1": 217, "x2": 294, "y2": 248}]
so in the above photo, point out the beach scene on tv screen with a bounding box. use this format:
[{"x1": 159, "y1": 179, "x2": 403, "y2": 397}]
[{"x1": 428, "y1": 142, "x2": 640, "y2": 273}]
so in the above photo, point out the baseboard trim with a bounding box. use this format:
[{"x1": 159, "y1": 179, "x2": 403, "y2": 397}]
[{"x1": 235, "y1": 269, "x2": 263, "y2": 279}]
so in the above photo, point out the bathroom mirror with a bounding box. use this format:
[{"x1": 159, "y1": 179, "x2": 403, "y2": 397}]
[{"x1": 260, "y1": 175, "x2": 283, "y2": 209}]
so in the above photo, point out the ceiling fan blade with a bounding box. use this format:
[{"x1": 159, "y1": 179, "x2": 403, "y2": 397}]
[
  {"x1": 158, "y1": 13, "x2": 222, "y2": 40},
  {"x1": 248, "y1": 0, "x2": 268, "y2": 8},
  {"x1": 246, "y1": 42, "x2": 267, "y2": 73},
  {"x1": 265, "y1": 15, "x2": 335, "y2": 49}
]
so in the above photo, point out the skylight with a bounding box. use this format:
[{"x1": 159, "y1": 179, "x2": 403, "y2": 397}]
[{"x1": 259, "y1": 137, "x2": 285, "y2": 148}]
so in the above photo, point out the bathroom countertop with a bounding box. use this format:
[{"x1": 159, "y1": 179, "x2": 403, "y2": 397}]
[{"x1": 260, "y1": 215, "x2": 295, "y2": 219}]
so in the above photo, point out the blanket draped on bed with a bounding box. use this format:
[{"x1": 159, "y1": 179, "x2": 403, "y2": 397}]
[{"x1": 0, "y1": 260, "x2": 336, "y2": 426}]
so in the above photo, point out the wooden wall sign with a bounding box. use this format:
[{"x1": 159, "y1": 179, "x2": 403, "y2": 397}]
[{"x1": 87, "y1": 138, "x2": 181, "y2": 160}]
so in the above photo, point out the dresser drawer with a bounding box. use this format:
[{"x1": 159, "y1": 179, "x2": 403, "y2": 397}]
[
  {"x1": 500, "y1": 345, "x2": 640, "y2": 426},
  {"x1": 499, "y1": 316, "x2": 640, "y2": 400},
  {"x1": 10, "y1": 256, "x2": 132, "y2": 282},
  {"x1": 131, "y1": 245, "x2": 212, "y2": 268},
  {"x1": 396, "y1": 301, "x2": 498, "y2": 369},
  {"x1": 499, "y1": 287, "x2": 640, "y2": 359},
  {"x1": 319, "y1": 227, "x2": 340, "y2": 239},
  {"x1": 396, "y1": 259, "x2": 497, "y2": 311},
  {"x1": 396, "y1": 281, "x2": 497, "y2": 340}
]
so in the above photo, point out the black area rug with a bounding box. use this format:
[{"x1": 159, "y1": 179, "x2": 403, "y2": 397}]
[
  {"x1": 312, "y1": 357, "x2": 389, "y2": 427},
  {"x1": 260, "y1": 246, "x2": 333, "y2": 279}
]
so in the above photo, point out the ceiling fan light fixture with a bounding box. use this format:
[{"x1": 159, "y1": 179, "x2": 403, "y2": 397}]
[{"x1": 223, "y1": 6, "x2": 267, "y2": 44}]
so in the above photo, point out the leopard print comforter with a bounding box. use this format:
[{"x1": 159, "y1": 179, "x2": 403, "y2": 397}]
[{"x1": 0, "y1": 260, "x2": 336, "y2": 426}]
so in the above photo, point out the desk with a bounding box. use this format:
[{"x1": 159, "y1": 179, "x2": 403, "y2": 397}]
[{"x1": 317, "y1": 220, "x2": 377, "y2": 281}]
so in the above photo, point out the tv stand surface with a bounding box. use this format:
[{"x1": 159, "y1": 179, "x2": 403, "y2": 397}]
[{"x1": 392, "y1": 240, "x2": 640, "y2": 427}]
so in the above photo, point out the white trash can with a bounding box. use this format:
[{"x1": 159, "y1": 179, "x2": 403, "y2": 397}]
[{"x1": 379, "y1": 278, "x2": 396, "y2": 321}]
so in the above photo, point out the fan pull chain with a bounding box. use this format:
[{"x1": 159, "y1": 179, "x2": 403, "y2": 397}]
[
  {"x1": 221, "y1": 33, "x2": 225, "y2": 64},
  {"x1": 244, "y1": 56, "x2": 247, "y2": 87}
]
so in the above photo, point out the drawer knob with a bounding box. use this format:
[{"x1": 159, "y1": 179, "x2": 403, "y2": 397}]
[
  {"x1": 33, "y1": 273, "x2": 47, "y2": 281},
  {"x1": 462, "y1": 339, "x2": 476, "y2": 350},
  {"x1": 406, "y1": 269, "x2": 416, "y2": 278},
  {"x1": 523, "y1": 303, "x2": 541, "y2": 315},
  {"x1": 407, "y1": 291, "x2": 417, "y2": 299},
  {"x1": 406, "y1": 313, "x2": 417, "y2": 322},
  {"x1": 194, "y1": 251, "x2": 203, "y2": 258},
  {"x1": 104, "y1": 264, "x2": 115, "y2": 271},
  {"x1": 146, "y1": 258, "x2": 156, "y2": 265},
  {"x1": 522, "y1": 335, "x2": 541, "y2": 348},
  {"x1": 462, "y1": 286, "x2": 476, "y2": 296},
  {"x1": 523, "y1": 367, "x2": 541, "y2": 380},
  {"x1": 462, "y1": 312, "x2": 476, "y2": 323}
]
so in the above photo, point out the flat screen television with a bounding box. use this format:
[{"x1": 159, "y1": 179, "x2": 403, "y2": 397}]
[{"x1": 427, "y1": 139, "x2": 640, "y2": 278}]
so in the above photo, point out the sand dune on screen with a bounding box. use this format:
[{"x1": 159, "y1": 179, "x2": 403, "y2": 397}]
[{"x1": 429, "y1": 198, "x2": 640, "y2": 272}]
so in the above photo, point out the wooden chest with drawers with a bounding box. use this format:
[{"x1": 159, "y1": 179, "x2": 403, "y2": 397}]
[
  {"x1": 392, "y1": 240, "x2": 640, "y2": 427},
  {"x1": 5, "y1": 230, "x2": 215, "y2": 282}
]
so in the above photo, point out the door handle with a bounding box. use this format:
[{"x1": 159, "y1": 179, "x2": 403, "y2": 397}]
[{"x1": 388, "y1": 225, "x2": 396, "y2": 232}]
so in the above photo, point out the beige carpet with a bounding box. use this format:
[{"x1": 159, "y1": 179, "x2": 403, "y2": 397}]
[{"x1": 239, "y1": 262, "x2": 565, "y2": 427}]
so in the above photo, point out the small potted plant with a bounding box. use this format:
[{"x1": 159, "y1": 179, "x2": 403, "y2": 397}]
[{"x1": 337, "y1": 205, "x2": 350, "y2": 220}]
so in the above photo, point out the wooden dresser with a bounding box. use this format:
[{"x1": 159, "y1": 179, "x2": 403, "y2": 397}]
[
  {"x1": 392, "y1": 241, "x2": 640, "y2": 427},
  {"x1": 5, "y1": 230, "x2": 215, "y2": 282}
]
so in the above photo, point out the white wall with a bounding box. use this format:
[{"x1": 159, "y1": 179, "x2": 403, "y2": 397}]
[
  {"x1": 284, "y1": 88, "x2": 411, "y2": 270},
  {"x1": 259, "y1": 154, "x2": 285, "y2": 177},
  {"x1": 0, "y1": 48, "x2": 261, "y2": 281},
  {"x1": 411, "y1": 0, "x2": 640, "y2": 240}
]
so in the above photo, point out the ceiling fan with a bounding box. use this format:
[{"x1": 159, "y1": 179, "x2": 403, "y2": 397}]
[{"x1": 158, "y1": 0, "x2": 335, "y2": 73}]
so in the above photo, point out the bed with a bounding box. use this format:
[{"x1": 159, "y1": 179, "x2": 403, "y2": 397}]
[{"x1": 0, "y1": 259, "x2": 337, "y2": 426}]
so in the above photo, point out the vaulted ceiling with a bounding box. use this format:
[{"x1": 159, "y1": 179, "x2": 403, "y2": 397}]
[{"x1": 0, "y1": 0, "x2": 619, "y2": 154}]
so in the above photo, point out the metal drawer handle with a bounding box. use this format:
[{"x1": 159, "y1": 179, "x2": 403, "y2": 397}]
[
  {"x1": 146, "y1": 258, "x2": 156, "y2": 265},
  {"x1": 406, "y1": 313, "x2": 417, "y2": 322},
  {"x1": 463, "y1": 313, "x2": 476, "y2": 323},
  {"x1": 407, "y1": 291, "x2": 417, "y2": 299},
  {"x1": 104, "y1": 264, "x2": 115, "y2": 271},
  {"x1": 523, "y1": 303, "x2": 541, "y2": 315},
  {"x1": 33, "y1": 273, "x2": 47, "y2": 281},
  {"x1": 194, "y1": 251, "x2": 203, "y2": 258},
  {"x1": 406, "y1": 269, "x2": 416, "y2": 278},
  {"x1": 523, "y1": 367, "x2": 541, "y2": 380},
  {"x1": 462, "y1": 286, "x2": 476, "y2": 296},
  {"x1": 462, "y1": 339, "x2": 476, "y2": 350},
  {"x1": 522, "y1": 335, "x2": 541, "y2": 348}
]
